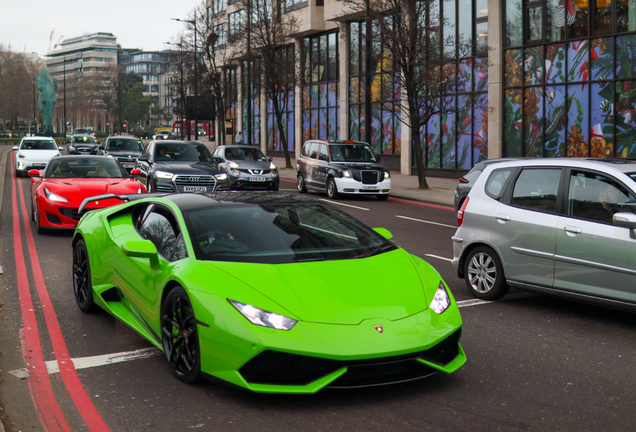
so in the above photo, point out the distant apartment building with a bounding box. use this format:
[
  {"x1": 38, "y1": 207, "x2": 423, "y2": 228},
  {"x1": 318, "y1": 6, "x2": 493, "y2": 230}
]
[{"x1": 45, "y1": 32, "x2": 118, "y2": 132}]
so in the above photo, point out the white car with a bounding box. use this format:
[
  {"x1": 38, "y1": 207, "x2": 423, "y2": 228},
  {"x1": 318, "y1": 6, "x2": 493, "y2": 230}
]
[{"x1": 13, "y1": 136, "x2": 61, "y2": 177}]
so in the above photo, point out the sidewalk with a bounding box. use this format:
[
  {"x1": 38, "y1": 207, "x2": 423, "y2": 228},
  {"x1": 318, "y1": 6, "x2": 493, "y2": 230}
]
[{"x1": 272, "y1": 157, "x2": 458, "y2": 208}]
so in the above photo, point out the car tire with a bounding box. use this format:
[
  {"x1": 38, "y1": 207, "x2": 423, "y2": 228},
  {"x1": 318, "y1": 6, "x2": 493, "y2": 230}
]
[
  {"x1": 35, "y1": 207, "x2": 46, "y2": 235},
  {"x1": 161, "y1": 286, "x2": 201, "y2": 384},
  {"x1": 297, "y1": 174, "x2": 307, "y2": 193},
  {"x1": 72, "y1": 239, "x2": 98, "y2": 313},
  {"x1": 271, "y1": 185, "x2": 279, "y2": 192},
  {"x1": 377, "y1": 194, "x2": 389, "y2": 201},
  {"x1": 326, "y1": 177, "x2": 339, "y2": 199},
  {"x1": 464, "y1": 246, "x2": 510, "y2": 301},
  {"x1": 31, "y1": 199, "x2": 35, "y2": 221}
]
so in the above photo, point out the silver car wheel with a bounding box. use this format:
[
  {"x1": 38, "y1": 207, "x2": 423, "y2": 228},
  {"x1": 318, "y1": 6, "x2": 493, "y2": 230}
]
[{"x1": 467, "y1": 252, "x2": 497, "y2": 293}]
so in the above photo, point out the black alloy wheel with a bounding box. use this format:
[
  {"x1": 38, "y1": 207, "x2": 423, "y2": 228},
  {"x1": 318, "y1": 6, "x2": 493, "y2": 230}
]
[
  {"x1": 464, "y1": 246, "x2": 510, "y2": 301},
  {"x1": 297, "y1": 174, "x2": 307, "y2": 193},
  {"x1": 161, "y1": 286, "x2": 201, "y2": 383},
  {"x1": 73, "y1": 240, "x2": 97, "y2": 313},
  {"x1": 327, "y1": 177, "x2": 339, "y2": 199}
]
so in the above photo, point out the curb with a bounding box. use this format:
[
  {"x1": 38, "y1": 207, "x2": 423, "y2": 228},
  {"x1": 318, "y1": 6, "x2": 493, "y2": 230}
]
[{"x1": 0, "y1": 146, "x2": 11, "y2": 219}]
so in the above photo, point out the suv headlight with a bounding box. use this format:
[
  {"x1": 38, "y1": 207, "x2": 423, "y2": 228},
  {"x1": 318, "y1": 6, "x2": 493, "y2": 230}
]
[
  {"x1": 155, "y1": 171, "x2": 174, "y2": 179},
  {"x1": 430, "y1": 282, "x2": 451, "y2": 314},
  {"x1": 229, "y1": 300, "x2": 297, "y2": 330},
  {"x1": 384, "y1": 171, "x2": 390, "y2": 179},
  {"x1": 269, "y1": 162, "x2": 277, "y2": 170}
]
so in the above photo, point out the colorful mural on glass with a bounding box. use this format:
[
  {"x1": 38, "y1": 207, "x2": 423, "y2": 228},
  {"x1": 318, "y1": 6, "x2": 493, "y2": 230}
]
[
  {"x1": 302, "y1": 83, "x2": 339, "y2": 142},
  {"x1": 267, "y1": 90, "x2": 295, "y2": 152}
]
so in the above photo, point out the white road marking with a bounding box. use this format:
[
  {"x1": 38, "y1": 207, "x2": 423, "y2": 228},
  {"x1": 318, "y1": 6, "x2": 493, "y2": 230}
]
[
  {"x1": 457, "y1": 292, "x2": 536, "y2": 308},
  {"x1": 9, "y1": 347, "x2": 160, "y2": 379},
  {"x1": 425, "y1": 254, "x2": 453, "y2": 262},
  {"x1": 396, "y1": 215, "x2": 456, "y2": 229},
  {"x1": 319, "y1": 199, "x2": 370, "y2": 211}
]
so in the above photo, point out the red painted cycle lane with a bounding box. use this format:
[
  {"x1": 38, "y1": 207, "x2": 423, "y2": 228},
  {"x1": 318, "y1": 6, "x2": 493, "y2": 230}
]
[{"x1": 10, "y1": 157, "x2": 72, "y2": 432}]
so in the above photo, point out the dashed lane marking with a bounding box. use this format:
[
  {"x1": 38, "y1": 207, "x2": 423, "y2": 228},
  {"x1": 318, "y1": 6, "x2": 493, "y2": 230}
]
[
  {"x1": 396, "y1": 215, "x2": 456, "y2": 229},
  {"x1": 319, "y1": 199, "x2": 370, "y2": 211},
  {"x1": 425, "y1": 254, "x2": 453, "y2": 262},
  {"x1": 457, "y1": 292, "x2": 536, "y2": 308}
]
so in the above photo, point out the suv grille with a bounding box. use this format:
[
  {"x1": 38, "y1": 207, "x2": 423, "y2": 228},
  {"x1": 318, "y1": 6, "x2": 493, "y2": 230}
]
[
  {"x1": 361, "y1": 170, "x2": 379, "y2": 185},
  {"x1": 174, "y1": 175, "x2": 217, "y2": 192}
]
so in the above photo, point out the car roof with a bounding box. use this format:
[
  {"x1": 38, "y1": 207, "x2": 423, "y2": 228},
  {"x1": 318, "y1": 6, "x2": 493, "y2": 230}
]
[
  {"x1": 21, "y1": 136, "x2": 54, "y2": 141},
  {"x1": 481, "y1": 157, "x2": 636, "y2": 176},
  {"x1": 304, "y1": 140, "x2": 370, "y2": 146},
  {"x1": 152, "y1": 140, "x2": 198, "y2": 145}
]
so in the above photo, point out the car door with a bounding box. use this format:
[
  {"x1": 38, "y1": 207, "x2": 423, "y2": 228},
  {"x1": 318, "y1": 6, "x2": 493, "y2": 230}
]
[
  {"x1": 489, "y1": 167, "x2": 563, "y2": 288},
  {"x1": 305, "y1": 142, "x2": 320, "y2": 188},
  {"x1": 297, "y1": 142, "x2": 311, "y2": 181},
  {"x1": 315, "y1": 144, "x2": 330, "y2": 191},
  {"x1": 114, "y1": 203, "x2": 188, "y2": 328},
  {"x1": 554, "y1": 169, "x2": 636, "y2": 302}
]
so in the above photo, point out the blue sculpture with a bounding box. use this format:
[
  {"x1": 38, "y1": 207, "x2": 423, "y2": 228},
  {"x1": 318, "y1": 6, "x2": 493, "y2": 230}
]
[{"x1": 37, "y1": 68, "x2": 57, "y2": 136}]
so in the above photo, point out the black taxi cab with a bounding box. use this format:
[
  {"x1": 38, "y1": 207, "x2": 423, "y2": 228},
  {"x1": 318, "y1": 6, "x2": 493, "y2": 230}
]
[{"x1": 296, "y1": 140, "x2": 391, "y2": 200}]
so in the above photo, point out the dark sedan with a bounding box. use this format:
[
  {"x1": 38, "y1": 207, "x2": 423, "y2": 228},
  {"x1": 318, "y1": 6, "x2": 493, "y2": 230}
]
[
  {"x1": 68, "y1": 135, "x2": 99, "y2": 155},
  {"x1": 213, "y1": 145, "x2": 279, "y2": 191},
  {"x1": 135, "y1": 140, "x2": 228, "y2": 193},
  {"x1": 100, "y1": 136, "x2": 145, "y2": 172}
]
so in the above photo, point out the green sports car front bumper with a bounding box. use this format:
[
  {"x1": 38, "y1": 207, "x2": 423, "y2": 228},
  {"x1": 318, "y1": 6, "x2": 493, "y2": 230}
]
[{"x1": 191, "y1": 292, "x2": 465, "y2": 394}]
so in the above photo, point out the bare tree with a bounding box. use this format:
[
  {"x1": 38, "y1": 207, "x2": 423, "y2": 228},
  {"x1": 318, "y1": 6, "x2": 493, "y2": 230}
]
[
  {"x1": 340, "y1": 0, "x2": 467, "y2": 189},
  {"x1": 0, "y1": 46, "x2": 43, "y2": 132}
]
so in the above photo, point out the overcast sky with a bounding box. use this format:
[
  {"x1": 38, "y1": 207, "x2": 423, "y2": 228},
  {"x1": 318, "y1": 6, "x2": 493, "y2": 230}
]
[{"x1": 2, "y1": 0, "x2": 201, "y2": 58}]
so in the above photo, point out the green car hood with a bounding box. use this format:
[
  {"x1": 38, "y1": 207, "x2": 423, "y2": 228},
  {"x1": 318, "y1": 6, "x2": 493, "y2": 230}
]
[{"x1": 207, "y1": 249, "x2": 430, "y2": 325}]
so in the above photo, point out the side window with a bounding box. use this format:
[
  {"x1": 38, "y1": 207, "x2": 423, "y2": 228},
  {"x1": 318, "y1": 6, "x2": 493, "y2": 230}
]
[
  {"x1": 138, "y1": 208, "x2": 187, "y2": 262},
  {"x1": 301, "y1": 143, "x2": 310, "y2": 157},
  {"x1": 567, "y1": 171, "x2": 636, "y2": 224},
  {"x1": 485, "y1": 168, "x2": 514, "y2": 200},
  {"x1": 309, "y1": 143, "x2": 319, "y2": 159},
  {"x1": 318, "y1": 144, "x2": 329, "y2": 161},
  {"x1": 511, "y1": 168, "x2": 561, "y2": 213}
]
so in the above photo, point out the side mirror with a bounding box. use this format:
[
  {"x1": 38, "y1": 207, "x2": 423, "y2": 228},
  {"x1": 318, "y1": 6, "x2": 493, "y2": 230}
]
[
  {"x1": 12, "y1": 146, "x2": 18, "y2": 150},
  {"x1": 376, "y1": 155, "x2": 382, "y2": 163},
  {"x1": 98, "y1": 145, "x2": 105, "y2": 150},
  {"x1": 267, "y1": 156, "x2": 273, "y2": 162},
  {"x1": 613, "y1": 212, "x2": 636, "y2": 230},
  {"x1": 28, "y1": 169, "x2": 41, "y2": 177},
  {"x1": 137, "y1": 154, "x2": 149, "y2": 162},
  {"x1": 122, "y1": 240, "x2": 159, "y2": 268},
  {"x1": 130, "y1": 169, "x2": 142, "y2": 176},
  {"x1": 373, "y1": 227, "x2": 393, "y2": 239}
]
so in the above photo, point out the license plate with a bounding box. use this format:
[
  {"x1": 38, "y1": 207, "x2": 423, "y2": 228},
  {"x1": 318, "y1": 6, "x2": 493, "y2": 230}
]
[
  {"x1": 123, "y1": 164, "x2": 135, "y2": 168},
  {"x1": 248, "y1": 176, "x2": 266, "y2": 182},
  {"x1": 184, "y1": 186, "x2": 207, "y2": 192},
  {"x1": 33, "y1": 163, "x2": 46, "y2": 167},
  {"x1": 362, "y1": 185, "x2": 378, "y2": 190}
]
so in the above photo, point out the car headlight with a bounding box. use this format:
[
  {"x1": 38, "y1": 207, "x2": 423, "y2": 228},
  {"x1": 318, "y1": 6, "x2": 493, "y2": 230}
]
[
  {"x1": 18, "y1": 153, "x2": 25, "y2": 158},
  {"x1": 215, "y1": 173, "x2": 228, "y2": 181},
  {"x1": 384, "y1": 171, "x2": 390, "y2": 179},
  {"x1": 342, "y1": 170, "x2": 352, "y2": 178},
  {"x1": 44, "y1": 188, "x2": 69, "y2": 203},
  {"x1": 17, "y1": 161, "x2": 25, "y2": 169},
  {"x1": 228, "y1": 300, "x2": 297, "y2": 330},
  {"x1": 269, "y1": 162, "x2": 277, "y2": 170},
  {"x1": 429, "y1": 282, "x2": 451, "y2": 314},
  {"x1": 137, "y1": 185, "x2": 142, "y2": 194},
  {"x1": 230, "y1": 169, "x2": 240, "y2": 177},
  {"x1": 228, "y1": 161, "x2": 239, "y2": 169},
  {"x1": 155, "y1": 171, "x2": 174, "y2": 179},
  {"x1": 69, "y1": 145, "x2": 76, "y2": 150}
]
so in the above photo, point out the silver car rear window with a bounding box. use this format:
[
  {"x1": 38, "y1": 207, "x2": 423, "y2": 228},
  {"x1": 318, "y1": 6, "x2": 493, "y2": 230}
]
[{"x1": 484, "y1": 168, "x2": 513, "y2": 199}]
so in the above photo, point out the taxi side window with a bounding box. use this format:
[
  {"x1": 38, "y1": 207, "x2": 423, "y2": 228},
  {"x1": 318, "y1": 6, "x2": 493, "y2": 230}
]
[
  {"x1": 511, "y1": 168, "x2": 562, "y2": 213},
  {"x1": 309, "y1": 143, "x2": 319, "y2": 159},
  {"x1": 301, "y1": 143, "x2": 310, "y2": 157},
  {"x1": 319, "y1": 144, "x2": 329, "y2": 161}
]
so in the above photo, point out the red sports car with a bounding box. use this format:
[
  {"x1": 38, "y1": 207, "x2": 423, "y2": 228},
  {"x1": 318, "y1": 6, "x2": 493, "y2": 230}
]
[{"x1": 30, "y1": 155, "x2": 147, "y2": 233}]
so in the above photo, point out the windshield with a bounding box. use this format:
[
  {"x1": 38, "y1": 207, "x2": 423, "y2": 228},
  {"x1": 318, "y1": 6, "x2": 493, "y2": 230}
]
[
  {"x1": 225, "y1": 146, "x2": 266, "y2": 162},
  {"x1": 45, "y1": 157, "x2": 128, "y2": 179},
  {"x1": 329, "y1": 144, "x2": 377, "y2": 163},
  {"x1": 154, "y1": 143, "x2": 214, "y2": 162},
  {"x1": 106, "y1": 139, "x2": 144, "y2": 152},
  {"x1": 185, "y1": 203, "x2": 396, "y2": 264},
  {"x1": 20, "y1": 140, "x2": 57, "y2": 150},
  {"x1": 74, "y1": 128, "x2": 93, "y2": 134},
  {"x1": 72, "y1": 136, "x2": 97, "y2": 144}
]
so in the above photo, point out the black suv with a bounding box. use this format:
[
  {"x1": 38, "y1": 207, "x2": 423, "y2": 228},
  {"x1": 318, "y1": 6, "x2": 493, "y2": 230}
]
[
  {"x1": 135, "y1": 140, "x2": 228, "y2": 193},
  {"x1": 297, "y1": 140, "x2": 391, "y2": 200},
  {"x1": 100, "y1": 136, "x2": 145, "y2": 172},
  {"x1": 68, "y1": 135, "x2": 99, "y2": 154}
]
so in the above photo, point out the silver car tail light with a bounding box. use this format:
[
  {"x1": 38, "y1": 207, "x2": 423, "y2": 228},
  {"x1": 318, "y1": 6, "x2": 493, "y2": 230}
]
[{"x1": 457, "y1": 196, "x2": 469, "y2": 227}]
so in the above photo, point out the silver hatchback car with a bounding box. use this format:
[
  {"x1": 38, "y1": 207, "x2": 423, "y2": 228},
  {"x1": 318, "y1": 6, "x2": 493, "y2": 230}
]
[{"x1": 452, "y1": 158, "x2": 636, "y2": 309}]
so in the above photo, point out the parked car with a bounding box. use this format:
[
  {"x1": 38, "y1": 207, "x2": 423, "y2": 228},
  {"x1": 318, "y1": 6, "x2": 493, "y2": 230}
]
[
  {"x1": 13, "y1": 136, "x2": 60, "y2": 177},
  {"x1": 297, "y1": 140, "x2": 391, "y2": 200},
  {"x1": 454, "y1": 158, "x2": 526, "y2": 211},
  {"x1": 29, "y1": 155, "x2": 145, "y2": 233},
  {"x1": 0, "y1": 131, "x2": 12, "y2": 138},
  {"x1": 135, "y1": 140, "x2": 228, "y2": 193},
  {"x1": 72, "y1": 191, "x2": 466, "y2": 390},
  {"x1": 100, "y1": 136, "x2": 145, "y2": 172},
  {"x1": 68, "y1": 135, "x2": 99, "y2": 155},
  {"x1": 452, "y1": 158, "x2": 636, "y2": 310},
  {"x1": 213, "y1": 145, "x2": 279, "y2": 191}
]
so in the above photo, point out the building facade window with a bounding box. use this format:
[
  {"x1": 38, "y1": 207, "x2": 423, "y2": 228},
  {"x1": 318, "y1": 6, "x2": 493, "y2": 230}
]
[
  {"x1": 213, "y1": 23, "x2": 227, "y2": 48},
  {"x1": 229, "y1": 10, "x2": 245, "y2": 39},
  {"x1": 302, "y1": 31, "x2": 340, "y2": 142},
  {"x1": 504, "y1": 0, "x2": 636, "y2": 159},
  {"x1": 226, "y1": 67, "x2": 239, "y2": 141},
  {"x1": 285, "y1": 0, "x2": 307, "y2": 11},
  {"x1": 242, "y1": 60, "x2": 261, "y2": 145},
  {"x1": 252, "y1": 0, "x2": 272, "y2": 24},
  {"x1": 349, "y1": 21, "x2": 401, "y2": 155},
  {"x1": 212, "y1": 0, "x2": 227, "y2": 16},
  {"x1": 267, "y1": 45, "x2": 295, "y2": 152}
]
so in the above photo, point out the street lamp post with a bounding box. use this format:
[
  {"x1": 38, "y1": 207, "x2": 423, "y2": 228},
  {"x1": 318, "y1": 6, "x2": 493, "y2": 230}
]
[{"x1": 172, "y1": 15, "x2": 199, "y2": 140}]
